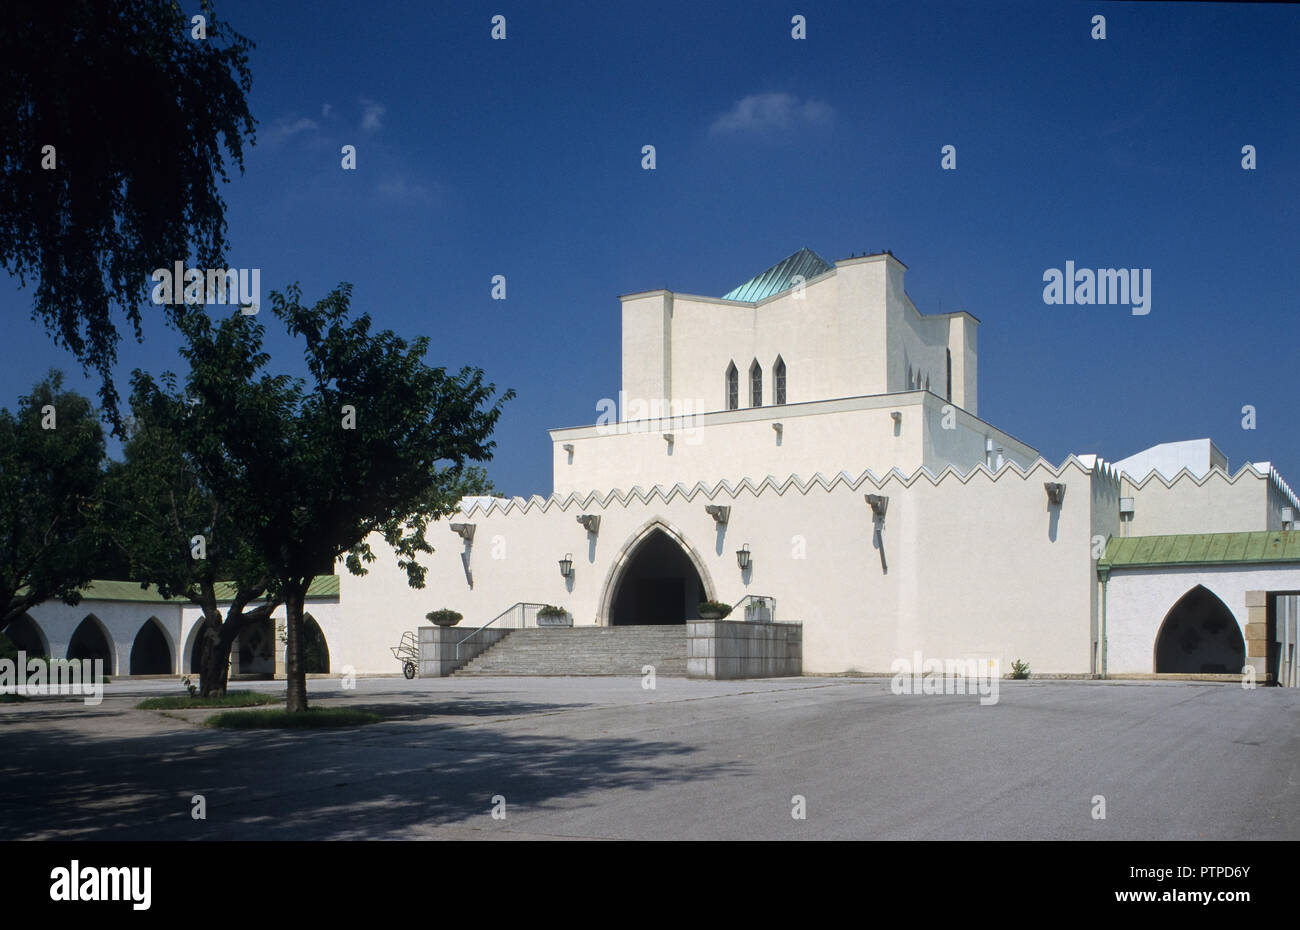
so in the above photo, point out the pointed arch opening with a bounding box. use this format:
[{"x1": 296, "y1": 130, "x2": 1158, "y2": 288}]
[
  {"x1": 234, "y1": 616, "x2": 275, "y2": 678},
  {"x1": 130, "y1": 617, "x2": 174, "y2": 675},
  {"x1": 303, "y1": 613, "x2": 330, "y2": 674},
  {"x1": 773, "y1": 355, "x2": 787, "y2": 405},
  {"x1": 67, "y1": 615, "x2": 114, "y2": 672},
  {"x1": 599, "y1": 519, "x2": 716, "y2": 626},
  {"x1": 1153, "y1": 585, "x2": 1245, "y2": 674},
  {"x1": 725, "y1": 361, "x2": 738, "y2": 411},
  {"x1": 4, "y1": 614, "x2": 50, "y2": 658},
  {"x1": 749, "y1": 359, "x2": 762, "y2": 407}
]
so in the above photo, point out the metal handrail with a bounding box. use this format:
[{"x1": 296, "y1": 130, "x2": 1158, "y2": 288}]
[
  {"x1": 733, "y1": 594, "x2": 776, "y2": 622},
  {"x1": 455, "y1": 602, "x2": 550, "y2": 659}
]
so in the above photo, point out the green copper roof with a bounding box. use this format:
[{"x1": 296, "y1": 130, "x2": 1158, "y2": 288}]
[
  {"x1": 1099, "y1": 531, "x2": 1300, "y2": 570},
  {"x1": 70, "y1": 575, "x2": 340, "y2": 604},
  {"x1": 722, "y1": 248, "x2": 834, "y2": 302}
]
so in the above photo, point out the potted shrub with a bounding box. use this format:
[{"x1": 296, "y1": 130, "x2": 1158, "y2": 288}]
[
  {"x1": 425, "y1": 609, "x2": 463, "y2": 627},
  {"x1": 697, "y1": 601, "x2": 732, "y2": 620},
  {"x1": 536, "y1": 605, "x2": 571, "y2": 626}
]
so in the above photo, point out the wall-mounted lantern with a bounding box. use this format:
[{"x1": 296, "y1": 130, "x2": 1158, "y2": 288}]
[
  {"x1": 865, "y1": 494, "x2": 889, "y2": 520},
  {"x1": 559, "y1": 553, "x2": 574, "y2": 578},
  {"x1": 1044, "y1": 482, "x2": 1066, "y2": 506},
  {"x1": 705, "y1": 504, "x2": 730, "y2": 524},
  {"x1": 736, "y1": 543, "x2": 752, "y2": 571},
  {"x1": 576, "y1": 514, "x2": 601, "y2": 534},
  {"x1": 450, "y1": 523, "x2": 476, "y2": 541}
]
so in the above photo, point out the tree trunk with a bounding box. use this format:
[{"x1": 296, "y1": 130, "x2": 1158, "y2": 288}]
[
  {"x1": 197, "y1": 628, "x2": 232, "y2": 697},
  {"x1": 285, "y1": 585, "x2": 308, "y2": 712}
]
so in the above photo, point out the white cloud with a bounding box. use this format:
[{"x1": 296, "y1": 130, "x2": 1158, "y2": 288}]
[
  {"x1": 262, "y1": 116, "x2": 319, "y2": 146},
  {"x1": 360, "y1": 98, "x2": 386, "y2": 132},
  {"x1": 709, "y1": 93, "x2": 833, "y2": 136}
]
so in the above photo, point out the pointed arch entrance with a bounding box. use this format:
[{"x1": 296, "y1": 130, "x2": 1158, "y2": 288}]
[
  {"x1": 599, "y1": 519, "x2": 716, "y2": 626},
  {"x1": 67, "y1": 615, "x2": 115, "y2": 673},
  {"x1": 4, "y1": 614, "x2": 49, "y2": 658},
  {"x1": 1154, "y1": 585, "x2": 1245, "y2": 674},
  {"x1": 130, "y1": 617, "x2": 174, "y2": 675}
]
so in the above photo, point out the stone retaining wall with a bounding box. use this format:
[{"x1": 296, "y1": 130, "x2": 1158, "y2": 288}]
[{"x1": 687, "y1": 620, "x2": 802, "y2": 679}]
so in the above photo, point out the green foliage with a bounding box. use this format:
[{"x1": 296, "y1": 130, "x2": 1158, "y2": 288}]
[
  {"x1": 161, "y1": 285, "x2": 513, "y2": 710},
  {"x1": 425, "y1": 609, "x2": 463, "y2": 625},
  {"x1": 0, "y1": 372, "x2": 107, "y2": 630},
  {"x1": 1010, "y1": 659, "x2": 1031, "y2": 680},
  {"x1": 102, "y1": 370, "x2": 272, "y2": 605},
  {"x1": 0, "y1": 1, "x2": 256, "y2": 421},
  {"x1": 206, "y1": 707, "x2": 382, "y2": 729},
  {"x1": 138, "y1": 691, "x2": 278, "y2": 710},
  {"x1": 698, "y1": 601, "x2": 733, "y2": 617},
  {"x1": 456, "y1": 465, "x2": 500, "y2": 498}
]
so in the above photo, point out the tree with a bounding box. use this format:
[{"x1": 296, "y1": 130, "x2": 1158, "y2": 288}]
[
  {"x1": 101, "y1": 373, "x2": 283, "y2": 696},
  {"x1": 456, "y1": 465, "x2": 501, "y2": 498},
  {"x1": 0, "y1": 372, "x2": 106, "y2": 632},
  {"x1": 0, "y1": 0, "x2": 256, "y2": 422},
  {"x1": 174, "y1": 286, "x2": 514, "y2": 711}
]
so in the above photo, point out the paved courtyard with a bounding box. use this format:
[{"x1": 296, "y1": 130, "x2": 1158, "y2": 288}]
[{"x1": 1, "y1": 676, "x2": 1296, "y2": 840}]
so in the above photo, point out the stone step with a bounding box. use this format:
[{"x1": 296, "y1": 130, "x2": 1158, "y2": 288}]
[{"x1": 454, "y1": 625, "x2": 688, "y2": 677}]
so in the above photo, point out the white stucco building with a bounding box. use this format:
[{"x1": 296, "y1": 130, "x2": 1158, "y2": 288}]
[{"x1": 11, "y1": 248, "x2": 1300, "y2": 685}]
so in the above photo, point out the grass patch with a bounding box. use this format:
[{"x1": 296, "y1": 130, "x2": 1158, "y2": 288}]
[
  {"x1": 137, "y1": 691, "x2": 281, "y2": 710},
  {"x1": 205, "y1": 707, "x2": 383, "y2": 729},
  {"x1": 0, "y1": 693, "x2": 29, "y2": 703}
]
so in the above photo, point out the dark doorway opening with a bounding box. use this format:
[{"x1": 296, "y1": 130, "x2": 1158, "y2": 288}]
[
  {"x1": 67, "y1": 616, "x2": 113, "y2": 668},
  {"x1": 1154, "y1": 585, "x2": 1246, "y2": 674},
  {"x1": 4, "y1": 614, "x2": 48, "y2": 657},
  {"x1": 610, "y1": 529, "x2": 706, "y2": 625},
  {"x1": 303, "y1": 614, "x2": 330, "y2": 673},
  {"x1": 130, "y1": 618, "x2": 172, "y2": 675}
]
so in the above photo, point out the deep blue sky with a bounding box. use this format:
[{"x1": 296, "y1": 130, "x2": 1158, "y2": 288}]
[{"x1": 3, "y1": 1, "x2": 1297, "y2": 496}]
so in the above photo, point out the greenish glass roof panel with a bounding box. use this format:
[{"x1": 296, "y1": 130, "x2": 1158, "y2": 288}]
[
  {"x1": 61, "y1": 574, "x2": 339, "y2": 604},
  {"x1": 1100, "y1": 531, "x2": 1300, "y2": 569},
  {"x1": 721, "y1": 248, "x2": 834, "y2": 302}
]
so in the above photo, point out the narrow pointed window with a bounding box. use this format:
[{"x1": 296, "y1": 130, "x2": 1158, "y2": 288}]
[
  {"x1": 773, "y1": 355, "x2": 787, "y2": 405},
  {"x1": 725, "y1": 362, "x2": 738, "y2": 410},
  {"x1": 749, "y1": 360, "x2": 762, "y2": 407}
]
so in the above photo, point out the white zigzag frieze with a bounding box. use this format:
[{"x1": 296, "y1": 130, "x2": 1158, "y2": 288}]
[{"x1": 453, "y1": 454, "x2": 1130, "y2": 518}]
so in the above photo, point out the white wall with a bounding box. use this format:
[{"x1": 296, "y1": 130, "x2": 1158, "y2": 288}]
[
  {"x1": 345, "y1": 457, "x2": 1112, "y2": 677},
  {"x1": 619, "y1": 253, "x2": 977, "y2": 418},
  {"x1": 1104, "y1": 564, "x2": 1300, "y2": 674},
  {"x1": 551, "y1": 393, "x2": 1037, "y2": 497},
  {"x1": 21, "y1": 597, "x2": 342, "y2": 677}
]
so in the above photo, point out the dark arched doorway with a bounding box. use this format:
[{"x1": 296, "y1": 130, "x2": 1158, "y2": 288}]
[
  {"x1": 303, "y1": 614, "x2": 330, "y2": 673},
  {"x1": 67, "y1": 615, "x2": 114, "y2": 671},
  {"x1": 235, "y1": 618, "x2": 275, "y2": 678},
  {"x1": 4, "y1": 614, "x2": 49, "y2": 658},
  {"x1": 1154, "y1": 585, "x2": 1245, "y2": 674},
  {"x1": 609, "y1": 528, "x2": 708, "y2": 625},
  {"x1": 130, "y1": 618, "x2": 173, "y2": 675}
]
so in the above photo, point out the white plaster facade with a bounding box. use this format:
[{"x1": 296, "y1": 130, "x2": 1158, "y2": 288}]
[{"x1": 13, "y1": 248, "x2": 1300, "y2": 682}]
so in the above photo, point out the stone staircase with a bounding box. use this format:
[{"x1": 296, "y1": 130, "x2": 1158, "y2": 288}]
[{"x1": 453, "y1": 625, "x2": 687, "y2": 677}]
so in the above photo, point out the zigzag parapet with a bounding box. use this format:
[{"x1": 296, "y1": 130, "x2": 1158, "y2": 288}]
[{"x1": 455, "y1": 454, "x2": 1123, "y2": 518}]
